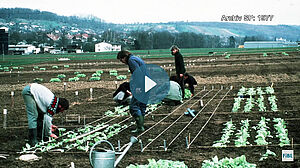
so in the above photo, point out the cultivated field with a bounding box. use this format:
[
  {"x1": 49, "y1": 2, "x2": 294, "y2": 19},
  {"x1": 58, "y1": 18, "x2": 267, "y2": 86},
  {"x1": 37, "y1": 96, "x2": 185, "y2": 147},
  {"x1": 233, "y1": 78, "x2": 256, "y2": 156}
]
[{"x1": 0, "y1": 48, "x2": 299, "y2": 167}]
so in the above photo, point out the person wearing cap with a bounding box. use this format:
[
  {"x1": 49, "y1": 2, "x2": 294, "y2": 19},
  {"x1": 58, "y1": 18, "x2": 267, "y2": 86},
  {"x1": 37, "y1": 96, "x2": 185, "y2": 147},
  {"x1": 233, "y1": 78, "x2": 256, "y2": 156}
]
[
  {"x1": 113, "y1": 82, "x2": 132, "y2": 105},
  {"x1": 170, "y1": 45, "x2": 186, "y2": 98},
  {"x1": 117, "y1": 50, "x2": 147, "y2": 133},
  {"x1": 184, "y1": 73, "x2": 197, "y2": 97},
  {"x1": 22, "y1": 83, "x2": 69, "y2": 146}
]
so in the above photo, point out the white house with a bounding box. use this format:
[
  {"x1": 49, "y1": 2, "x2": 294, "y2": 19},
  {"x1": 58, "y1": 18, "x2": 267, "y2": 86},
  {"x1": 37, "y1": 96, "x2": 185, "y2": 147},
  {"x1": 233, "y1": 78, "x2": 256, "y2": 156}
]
[
  {"x1": 244, "y1": 41, "x2": 298, "y2": 48},
  {"x1": 8, "y1": 44, "x2": 39, "y2": 55},
  {"x1": 95, "y1": 42, "x2": 121, "y2": 52}
]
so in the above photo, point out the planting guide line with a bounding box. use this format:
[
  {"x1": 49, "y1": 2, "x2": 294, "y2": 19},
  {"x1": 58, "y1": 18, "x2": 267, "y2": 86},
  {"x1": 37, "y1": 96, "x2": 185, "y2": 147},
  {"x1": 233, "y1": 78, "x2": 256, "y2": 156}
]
[
  {"x1": 136, "y1": 88, "x2": 207, "y2": 139},
  {"x1": 167, "y1": 88, "x2": 223, "y2": 149},
  {"x1": 188, "y1": 88, "x2": 232, "y2": 148},
  {"x1": 140, "y1": 89, "x2": 212, "y2": 152}
]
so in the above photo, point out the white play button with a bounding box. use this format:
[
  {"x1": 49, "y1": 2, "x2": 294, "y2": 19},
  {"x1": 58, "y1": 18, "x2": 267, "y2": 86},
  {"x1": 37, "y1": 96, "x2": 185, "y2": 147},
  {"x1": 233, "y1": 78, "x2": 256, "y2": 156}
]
[{"x1": 145, "y1": 75, "x2": 157, "y2": 92}]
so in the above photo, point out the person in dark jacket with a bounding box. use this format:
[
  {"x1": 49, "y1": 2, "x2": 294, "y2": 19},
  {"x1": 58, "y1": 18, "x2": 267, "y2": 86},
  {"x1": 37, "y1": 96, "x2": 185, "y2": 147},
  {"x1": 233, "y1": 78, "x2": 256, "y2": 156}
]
[
  {"x1": 117, "y1": 50, "x2": 147, "y2": 133},
  {"x1": 170, "y1": 45, "x2": 186, "y2": 98},
  {"x1": 184, "y1": 73, "x2": 197, "y2": 97},
  {"x1": 113, "y1": 82, "x2": 132, "y2": 105}
]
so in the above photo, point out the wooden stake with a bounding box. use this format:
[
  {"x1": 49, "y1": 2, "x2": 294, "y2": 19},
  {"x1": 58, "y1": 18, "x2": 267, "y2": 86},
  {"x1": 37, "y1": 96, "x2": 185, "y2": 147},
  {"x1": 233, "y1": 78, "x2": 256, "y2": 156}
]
[
  {"x1": 10, "y1": 91, "x2": 14, "y2": 109},
  {"x1": 3, "y1": 109, "x2": 7, "y2": 129}
]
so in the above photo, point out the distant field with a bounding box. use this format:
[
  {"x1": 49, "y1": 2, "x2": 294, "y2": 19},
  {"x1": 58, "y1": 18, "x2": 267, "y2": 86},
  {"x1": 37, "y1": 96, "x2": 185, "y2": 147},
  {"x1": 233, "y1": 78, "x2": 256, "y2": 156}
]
[{"x1": 0, "y1": 47, "x2": 299, "y2": 67}]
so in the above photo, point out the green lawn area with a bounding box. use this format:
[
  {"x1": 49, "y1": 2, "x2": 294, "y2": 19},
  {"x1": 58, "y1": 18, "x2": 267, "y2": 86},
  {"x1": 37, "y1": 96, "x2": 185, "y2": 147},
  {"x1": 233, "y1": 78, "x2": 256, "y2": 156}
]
[{"x1": 0, "y1": 47, "x2": 298, "y2": 67}]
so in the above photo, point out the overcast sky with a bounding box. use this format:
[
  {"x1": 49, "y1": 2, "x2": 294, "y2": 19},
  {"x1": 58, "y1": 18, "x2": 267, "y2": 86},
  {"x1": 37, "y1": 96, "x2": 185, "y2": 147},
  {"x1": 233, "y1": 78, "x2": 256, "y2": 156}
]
[{"x1": 1, "y1": 0, "x2": 299, "y2": 25}]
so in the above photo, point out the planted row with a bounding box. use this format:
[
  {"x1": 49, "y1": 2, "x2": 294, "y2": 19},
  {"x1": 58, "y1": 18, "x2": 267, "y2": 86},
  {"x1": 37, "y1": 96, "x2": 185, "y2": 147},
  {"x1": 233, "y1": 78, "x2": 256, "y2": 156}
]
[{"x1": 213, "y1": 118, "x2": 290, "y2": 147}]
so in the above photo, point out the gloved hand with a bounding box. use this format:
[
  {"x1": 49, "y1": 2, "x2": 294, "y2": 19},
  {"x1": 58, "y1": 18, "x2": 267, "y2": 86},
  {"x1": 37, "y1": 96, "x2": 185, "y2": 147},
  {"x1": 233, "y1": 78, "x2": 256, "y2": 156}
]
[
  {"x1": 50, "y1": 133, "x2": 58, "y2": 139},
  {"x1": 51, "y1": 125, "x2": 58, "y2": 132}
]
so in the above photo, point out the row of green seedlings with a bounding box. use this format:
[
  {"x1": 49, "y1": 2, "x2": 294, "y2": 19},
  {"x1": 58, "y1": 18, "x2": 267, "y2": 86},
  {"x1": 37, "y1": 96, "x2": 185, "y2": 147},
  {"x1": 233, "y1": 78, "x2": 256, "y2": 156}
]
[
  {"x1": 213, "y1": 117, "x2": 290, "y2": 147},
  {"x1": 213, "y1": 117, "x2": 290, "y2": 160},
  {"x1": 127, "y1": 159, "x2": 188, "y2": 168},
  {"x1": 232, "y1": 86, "x2": 278, "y2": 112},
  {"x1": 21, "y1": 104, "x2": 159, "y2": 153},
  {"x1": 110, "y1": 69, "x2": 128, "y2": 80},
  {"x1": 0, "y1": 66, "x2": 24, "y2": 72},
  {"x1": 263, "y1": 52, "x2": 289, "y2": 57},
  {"x1": 49, "y1": 70, "x2": 127, "y2": 82},
  {"x1": 21, "y1": 123, "x2": 127, "y2": 153},
  {"x1": 105, "y1": 104, "x2": 159, "y2": 117},
  {"x1": 49, "y1": 70, "x2": 104, "y2": 82},
  {"x1": 32, "y1": 65, "x2": 70, "y2": 71},
  {"x1": 202, "y1": 155, "x2": 256, "y2": 168}
]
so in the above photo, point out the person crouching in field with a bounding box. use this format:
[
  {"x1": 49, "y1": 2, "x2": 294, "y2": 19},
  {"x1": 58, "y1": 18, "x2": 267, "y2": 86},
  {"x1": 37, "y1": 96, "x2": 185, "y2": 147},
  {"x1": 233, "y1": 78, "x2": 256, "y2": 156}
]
[
  {"x1": 113, "y1": 82, "x2": 132, "y2": 105},
  {"x1": 22, "y1": 83, "x2": 69, "y2": 146},
  {"x1": 184, "y1": 73, "x2": 197, "y2": 97},
  {"x1": 117, "y1": 50, "x2": 147, "y2": 133},
  {"x1": 163, "y1": 78, "x2": 183, "y2": 106}
]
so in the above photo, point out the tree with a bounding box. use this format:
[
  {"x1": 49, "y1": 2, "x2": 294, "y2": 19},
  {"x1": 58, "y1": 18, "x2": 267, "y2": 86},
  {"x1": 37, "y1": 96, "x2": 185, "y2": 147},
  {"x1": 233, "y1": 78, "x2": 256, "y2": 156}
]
[{"x1": 229, "y1": 36, "x2": 236, "y2": 48}]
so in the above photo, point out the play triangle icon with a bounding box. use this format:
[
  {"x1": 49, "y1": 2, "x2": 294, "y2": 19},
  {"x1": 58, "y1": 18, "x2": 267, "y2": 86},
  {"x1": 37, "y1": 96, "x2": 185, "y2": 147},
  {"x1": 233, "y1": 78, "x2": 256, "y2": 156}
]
[{"x1": 145, "y1": 75, "x2": 156, "y2": 92}]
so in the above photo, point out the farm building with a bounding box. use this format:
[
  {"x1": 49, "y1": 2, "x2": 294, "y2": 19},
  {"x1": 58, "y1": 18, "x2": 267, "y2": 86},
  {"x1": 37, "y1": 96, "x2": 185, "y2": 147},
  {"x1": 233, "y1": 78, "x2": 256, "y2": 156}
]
[
  {"x1": 95, "y1": 42, "x2": 121, "y2": 52},
  {"x1": 244, "y1": 41, "x2": 298, "y2": 48},
  {"x1": 8, "y1": 44, "x2": 39, "y2": 55}
]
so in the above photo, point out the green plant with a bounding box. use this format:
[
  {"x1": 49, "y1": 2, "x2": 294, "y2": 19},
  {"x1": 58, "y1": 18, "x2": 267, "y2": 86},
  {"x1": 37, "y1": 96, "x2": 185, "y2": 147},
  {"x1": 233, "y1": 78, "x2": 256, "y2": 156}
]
[
  {"x1": 257, "y1": 95, "x2": 266, "y2": 112},
  {"x1": 96, "y1": 70, "x2": 103, "y2": 74},
  {"x1": 273, "y1": 118, "x2": 290, "y2": 147},
  {"x1": 268, "y1": 95, "x2": 278, "y2": 112},
  {"x1": 33, "y1": 78, "x2": 44, "y2": 82},
  {"x1": 232, "y1": 97, "x2": 242, "y2": 112},
  {"x1": 127, "y1": 159, "x2": 188, "y2": 168},
  {"x1": 253, "y1": 117, "x2": 272, "y2": 145},
  {"x1": 64, "y1": 65, "x2": 70, "y2": 68},
  {"x1": 237, "y1": 86, "x2": 247, "y2": 96},
  {"x1": 68, "y1": 77, "x2": 79, "y2": 82},
  {"x1": 243, "y1": 97, "x2": 254, "y2": 112},
  {"x1": 109, "y1": 70, "x2": 118, "y2": 76},
  {"x1": 89, "y1": 77, "x2": 101, "y2": 81},
  {"x1": 57, "y1": 74, "x2": 66, "y2": 79},
  {"x1": 213, "y1": 120, "x2": 235, "y2": 147},
  {"x1": 225, "y1": 54, "x2": 231, "y2": 59},
  {"x1": 184, "y1": 89, "x2": 192, "y2": 99},
  {"x1": 76, "y1": 73, "x2": 86, "y2": 78},
  {"x1": 265, "y1": 86, "x2": 274, "y2": 94},
  {"x1": 50, "y1": 78, "x2": 61, "y2": 82},
  {"x1": 202, "y1": 155, "x2": 256, "y2": 168},
  {"x1": 259, "y1": 149, "x2": 276, "y2": 161},
  {"x1": 234, "y1": 119, "x2": 251, "y2": 147},
  {"x1": 40, "y1": 68, "x2": 46, "y2": 71},
  {"x1": 116, "y1": 75, "x2": 127, "y2": 80},
  {"x1": 52, "y1": 66, "x2": 59, "y2": 69},
  {"x1": 92, "y1": 73, "x2": 101, "y2": 77},
  {"x1": 256, "y1": 87, "x2": 265, "y2": 95}
]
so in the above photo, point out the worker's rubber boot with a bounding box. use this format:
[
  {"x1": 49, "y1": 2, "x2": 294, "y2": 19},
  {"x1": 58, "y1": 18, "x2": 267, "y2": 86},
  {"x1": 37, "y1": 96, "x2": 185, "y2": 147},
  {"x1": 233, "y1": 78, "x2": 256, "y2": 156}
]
[
  {"x1": 131, "y1": 116, "x2": 145, "y2": 133},
  {"x1": 28, "y1": 128, "x2": 38, "y2": 146},
  {"x1": 36, "y1": 120, "x2": 43, "y2": 141}
]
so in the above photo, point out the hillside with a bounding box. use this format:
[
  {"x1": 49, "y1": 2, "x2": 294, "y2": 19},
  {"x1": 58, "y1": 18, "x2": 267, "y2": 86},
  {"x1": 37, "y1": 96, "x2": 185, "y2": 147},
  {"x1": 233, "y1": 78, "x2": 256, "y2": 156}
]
[
  {"x1": 116, "y1": 22, "x2": 300, "y2": 41},
  {"x1": 1, "y1": 8, "x2": 300, "y2": 41}
]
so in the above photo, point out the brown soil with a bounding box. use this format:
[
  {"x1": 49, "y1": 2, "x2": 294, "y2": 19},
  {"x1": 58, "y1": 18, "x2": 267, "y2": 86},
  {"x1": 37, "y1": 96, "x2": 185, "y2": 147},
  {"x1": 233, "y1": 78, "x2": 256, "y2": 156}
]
[{"x1": 0, "y1": 51, "x2": 299, "y2": 168}]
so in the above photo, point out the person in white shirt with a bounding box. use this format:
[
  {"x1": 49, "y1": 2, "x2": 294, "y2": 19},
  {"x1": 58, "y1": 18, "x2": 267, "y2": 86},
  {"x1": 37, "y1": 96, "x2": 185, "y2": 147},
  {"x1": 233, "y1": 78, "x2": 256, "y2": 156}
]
[{"x1": 22, "y1": 83, "x2": 69, "y2": 146}]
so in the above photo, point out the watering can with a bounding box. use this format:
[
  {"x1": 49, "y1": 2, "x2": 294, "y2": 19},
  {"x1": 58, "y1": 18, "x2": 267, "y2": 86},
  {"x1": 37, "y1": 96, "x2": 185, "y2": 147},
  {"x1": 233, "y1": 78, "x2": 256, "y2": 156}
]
[{"x1": 89, "y1": 136, "x2": 138, "y2": 168}]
